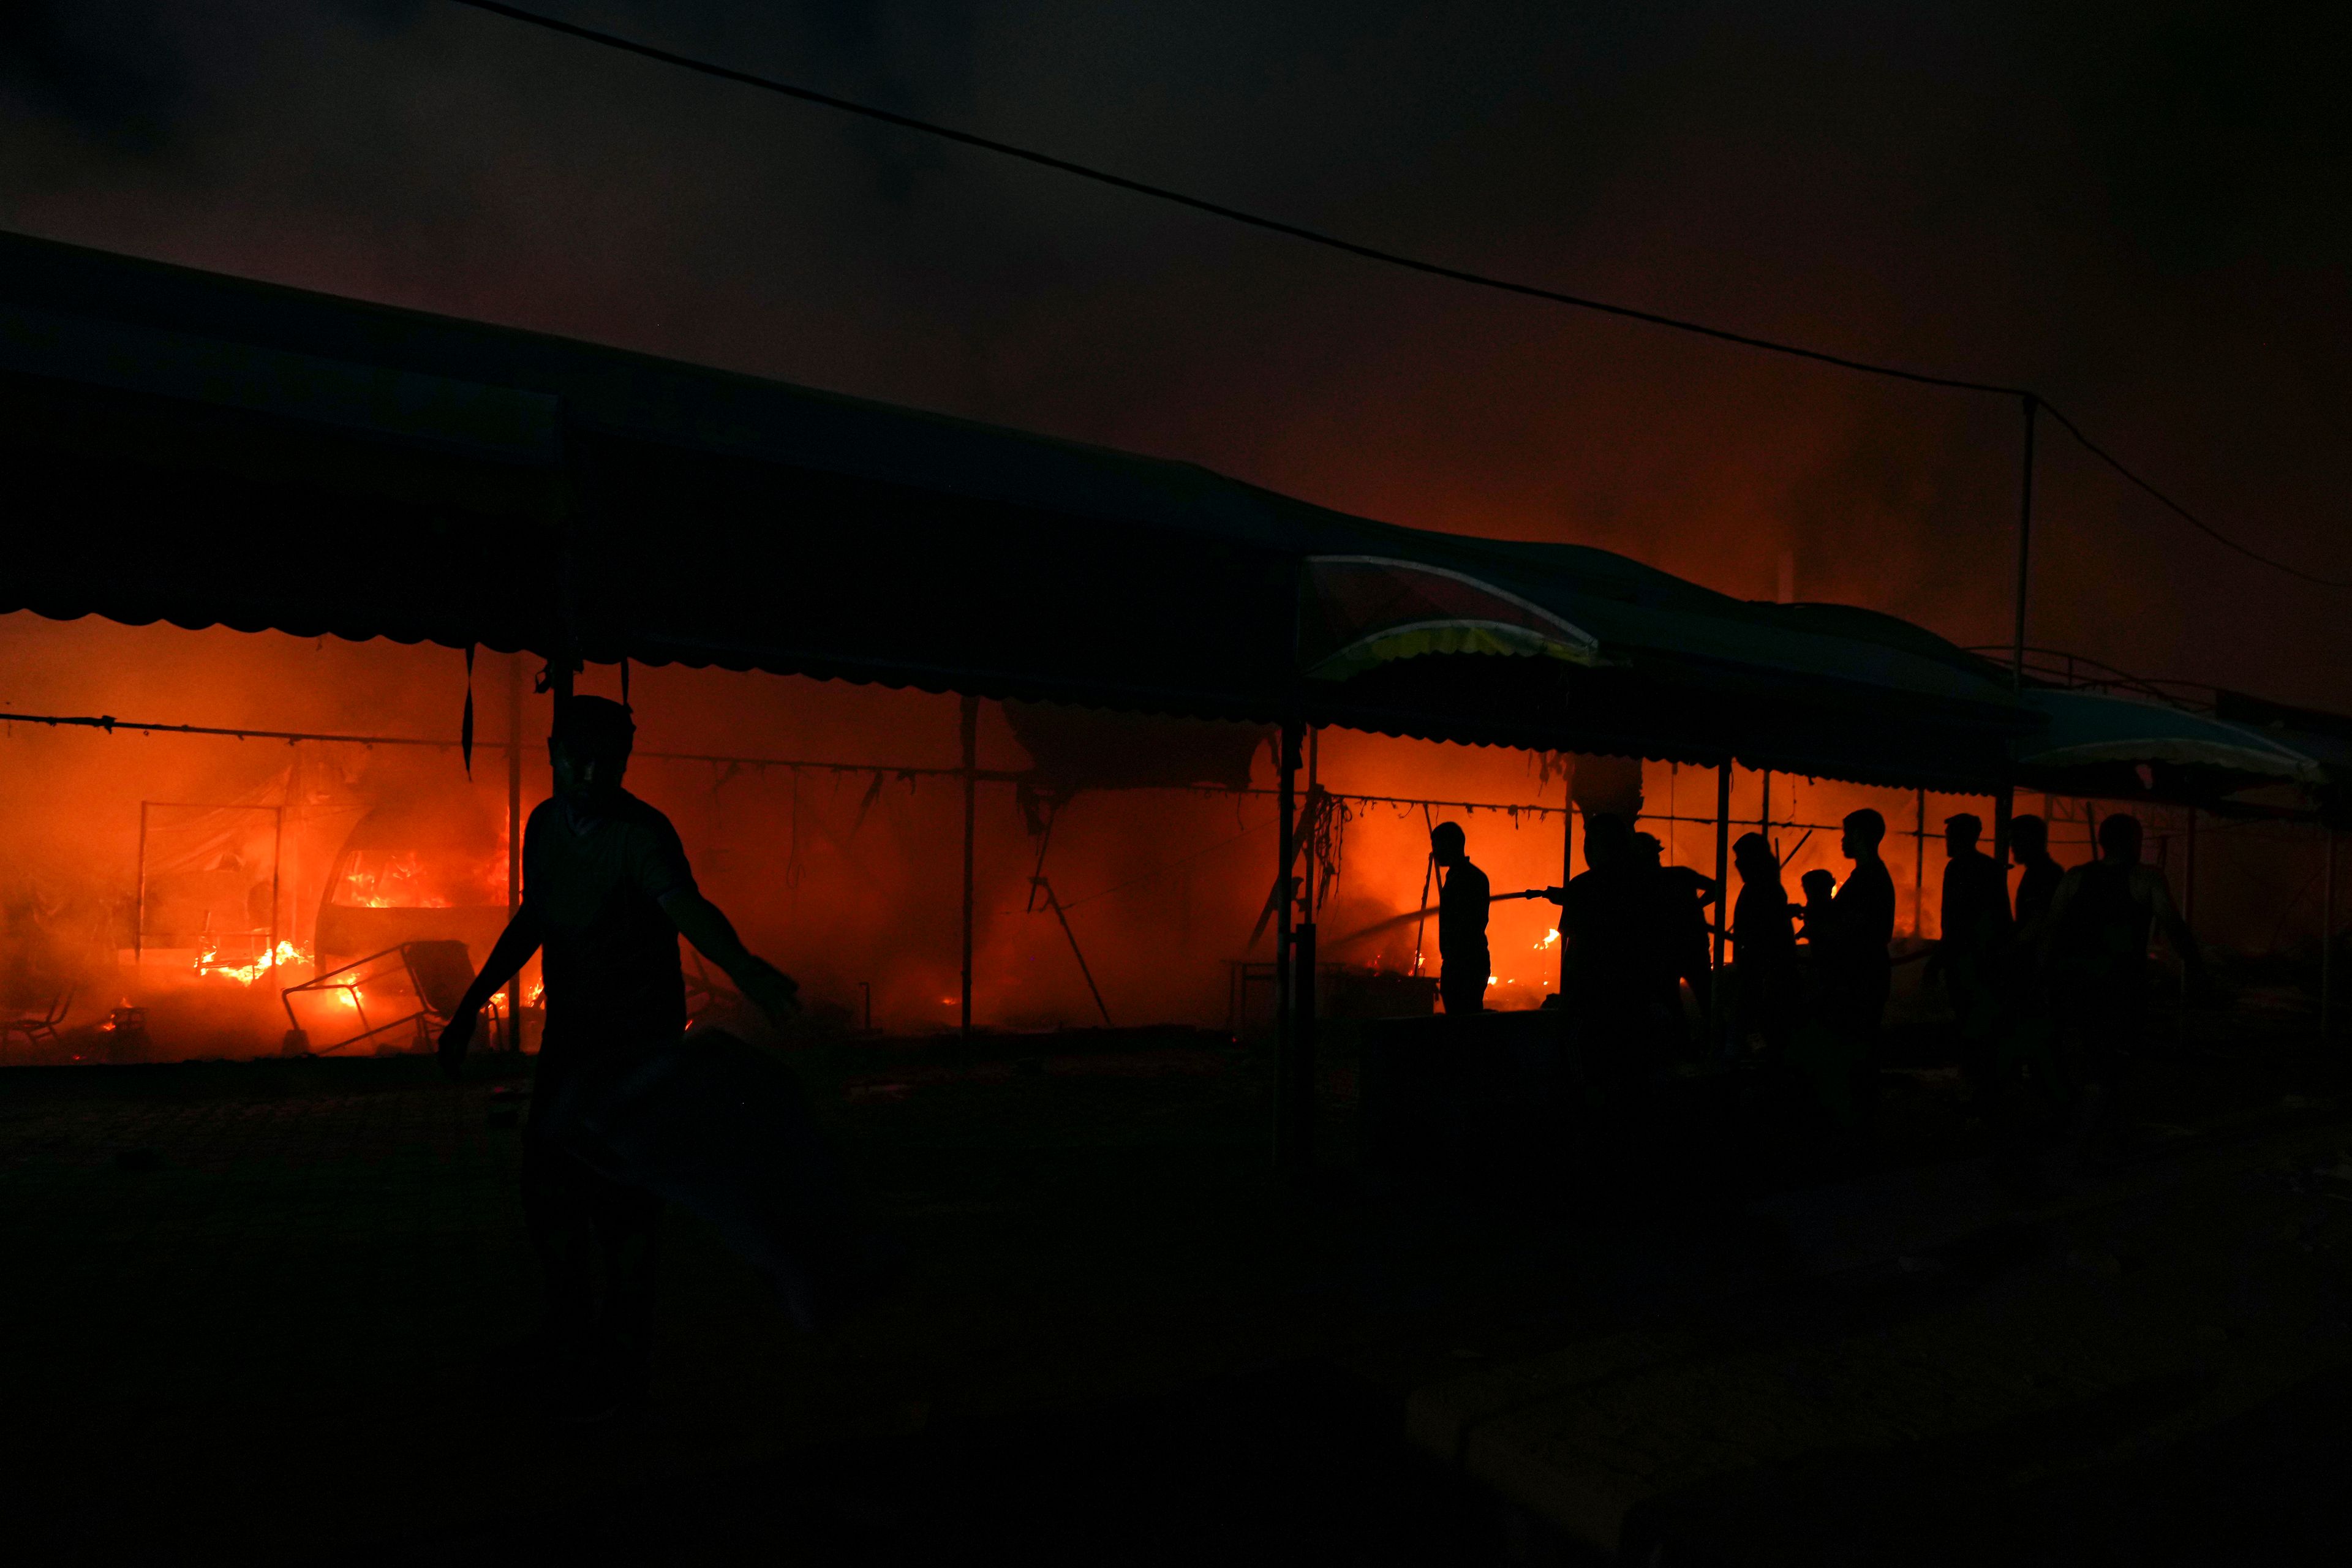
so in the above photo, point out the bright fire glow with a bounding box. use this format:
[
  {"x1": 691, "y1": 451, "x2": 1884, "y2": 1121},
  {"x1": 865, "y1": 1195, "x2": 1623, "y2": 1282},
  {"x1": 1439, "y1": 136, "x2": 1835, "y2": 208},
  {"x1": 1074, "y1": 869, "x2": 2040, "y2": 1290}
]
[
  {"x1": 193, "y1": 938, "x2": 311, "y2": 986},
  {"x1": 336, "y1": 850, "x2": 451, "y2": 908},
  {"x1": 331, "y1": 847, "x2": 507, "y2": 910}
]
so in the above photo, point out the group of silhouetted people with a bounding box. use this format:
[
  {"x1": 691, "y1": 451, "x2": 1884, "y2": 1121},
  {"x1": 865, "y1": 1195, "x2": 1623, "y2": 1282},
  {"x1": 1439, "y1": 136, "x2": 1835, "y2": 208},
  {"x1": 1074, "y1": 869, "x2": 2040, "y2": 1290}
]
[
  {"x1": 1429, "y1": 802, "x2": 2198, "y2": 1151},
  {"x1": 1921, "y1": 809, "x2": 2201, "y2": 1150}
]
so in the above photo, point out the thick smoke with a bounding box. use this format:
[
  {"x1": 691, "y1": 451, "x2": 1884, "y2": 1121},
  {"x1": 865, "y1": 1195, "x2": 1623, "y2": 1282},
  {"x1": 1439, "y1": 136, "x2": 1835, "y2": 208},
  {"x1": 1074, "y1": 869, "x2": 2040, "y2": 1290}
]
[{"x1": 2, "y1": 2, "x2": 2346, "y2": 709}]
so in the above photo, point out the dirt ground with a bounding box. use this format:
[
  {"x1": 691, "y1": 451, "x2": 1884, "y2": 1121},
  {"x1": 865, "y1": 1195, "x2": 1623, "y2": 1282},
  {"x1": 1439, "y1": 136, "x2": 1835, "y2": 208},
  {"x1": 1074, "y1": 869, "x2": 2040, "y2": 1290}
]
[{"x1": 6, "y1": 1009, "x2": 2351, "y2": 1563}]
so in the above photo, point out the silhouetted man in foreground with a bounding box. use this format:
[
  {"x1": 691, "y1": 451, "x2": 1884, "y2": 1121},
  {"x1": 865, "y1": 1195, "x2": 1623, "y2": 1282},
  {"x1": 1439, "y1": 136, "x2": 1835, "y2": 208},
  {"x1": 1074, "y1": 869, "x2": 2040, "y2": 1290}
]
[
  {"x1": 439, "y1": 696, "x2": 803, "y2": 1420},
  {"x1": 1431, "y1": 821, "x2": 1490, "y2": 1016}
]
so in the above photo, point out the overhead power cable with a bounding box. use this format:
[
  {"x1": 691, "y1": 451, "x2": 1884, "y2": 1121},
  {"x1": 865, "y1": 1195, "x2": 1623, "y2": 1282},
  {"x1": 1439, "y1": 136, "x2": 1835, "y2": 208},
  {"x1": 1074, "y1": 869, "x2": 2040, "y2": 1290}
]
[
  {"x1": 2032, "y1": 404, "x2": 2351, "y2": 588},
  {"x1": 447, "y1": 0, "x2": 2352, "y2": 590}
]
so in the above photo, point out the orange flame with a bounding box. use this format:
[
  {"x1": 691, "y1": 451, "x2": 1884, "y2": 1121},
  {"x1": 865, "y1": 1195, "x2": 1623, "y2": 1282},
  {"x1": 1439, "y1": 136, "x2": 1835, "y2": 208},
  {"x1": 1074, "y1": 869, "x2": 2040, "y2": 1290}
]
[{"x1": 194, "y1": 939, "x2": 312, "y2": 986}]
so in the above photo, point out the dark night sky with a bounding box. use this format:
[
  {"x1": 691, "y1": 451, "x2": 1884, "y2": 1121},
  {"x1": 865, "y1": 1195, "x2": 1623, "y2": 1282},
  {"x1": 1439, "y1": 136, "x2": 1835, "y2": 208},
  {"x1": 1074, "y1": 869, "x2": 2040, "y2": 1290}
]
[{"x1": 4, "y1": 2, "x2": 2348, "y2": 707}]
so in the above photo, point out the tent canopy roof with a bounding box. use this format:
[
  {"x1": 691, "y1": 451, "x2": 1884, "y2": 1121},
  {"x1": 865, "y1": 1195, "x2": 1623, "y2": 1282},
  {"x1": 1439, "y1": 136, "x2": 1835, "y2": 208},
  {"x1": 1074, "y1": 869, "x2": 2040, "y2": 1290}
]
[
  {"x1": 2013, "y1": 689, "x2": 2331, "y2": 816},
  {"x1": 1, "y1": 228, "x2": 2037, "y2": 788}
]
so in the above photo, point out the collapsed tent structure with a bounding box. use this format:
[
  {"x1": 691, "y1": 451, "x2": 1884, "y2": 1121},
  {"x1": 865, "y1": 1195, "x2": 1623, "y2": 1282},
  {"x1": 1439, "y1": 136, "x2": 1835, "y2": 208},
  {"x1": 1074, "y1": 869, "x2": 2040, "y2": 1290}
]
[{"x1": 3, "y1": 228, "x2": 2344, "y2": 1153}]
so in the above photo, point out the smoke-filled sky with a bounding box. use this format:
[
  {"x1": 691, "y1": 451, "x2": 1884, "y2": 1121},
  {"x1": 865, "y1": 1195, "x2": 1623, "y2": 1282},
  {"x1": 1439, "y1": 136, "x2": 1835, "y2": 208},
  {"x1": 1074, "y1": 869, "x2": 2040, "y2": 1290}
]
[{"x1": 4, "y1": 1, "x2": 2348, "y2": 704}]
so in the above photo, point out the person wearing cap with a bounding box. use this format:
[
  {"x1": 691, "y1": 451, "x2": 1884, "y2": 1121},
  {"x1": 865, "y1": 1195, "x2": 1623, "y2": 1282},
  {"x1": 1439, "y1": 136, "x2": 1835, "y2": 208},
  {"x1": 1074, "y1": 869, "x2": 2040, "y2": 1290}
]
[
  {"x1": 1430, "y1": 820, "x2": 1490, "y2": 1016},
  {"x1": 439, "y1": 694, "x2": 802, "y2": 1419}
]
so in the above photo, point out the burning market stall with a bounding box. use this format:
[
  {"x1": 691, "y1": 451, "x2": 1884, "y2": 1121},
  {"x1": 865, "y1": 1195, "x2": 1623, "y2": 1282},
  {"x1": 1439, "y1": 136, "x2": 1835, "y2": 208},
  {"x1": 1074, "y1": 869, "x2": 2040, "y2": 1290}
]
[{"x1": 3, "y1": 228, "x2": 2057, "y2": 1143}]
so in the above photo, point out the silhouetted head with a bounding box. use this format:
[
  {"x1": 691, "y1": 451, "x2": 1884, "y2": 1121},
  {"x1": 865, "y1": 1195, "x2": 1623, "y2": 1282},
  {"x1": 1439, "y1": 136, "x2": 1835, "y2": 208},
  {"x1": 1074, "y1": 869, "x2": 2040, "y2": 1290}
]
[
  {"x1": 1431, "y1": 821, "x2": 1468, "y2": 867},
  {"x1": 1943, "y1": 813, "x2": 1981, "y2": 856},
  {"x1": 550, "y1": 695, "x2": 635, "y2": 806},
  {"x1": 1583, "y1": 812, "x2": 1635, "y2": 870},
  {"x1": 2011, "y1": 814, "x2": 2049, "y2": 860},
  {"x1": 1732, "y1": 831, "x2": 1778, "y2": 885},
  {"x1": 1841, "y1": 809, "x2": 1886, "y2": 862},
  {"x1": 1633, "y1": 831, "x2": 1665, "y2": 867},
  {"x1": 1801, "y1": 869, "x2": 1837, "y2": 903},
  {"x1": 2097, "y1": 813, "x2": 2143, "y2": 864}
]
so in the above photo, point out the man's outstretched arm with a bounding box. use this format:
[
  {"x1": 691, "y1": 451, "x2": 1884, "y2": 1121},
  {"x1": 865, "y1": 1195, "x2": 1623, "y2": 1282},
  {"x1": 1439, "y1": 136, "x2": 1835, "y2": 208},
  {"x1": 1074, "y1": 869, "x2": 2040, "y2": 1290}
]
[
  {"x1": 437, "y1": 903, "x2": 546, "y2": 1079},
  {"x1": 660, "y1": 890, "x2": 801, "y2": 1027}
]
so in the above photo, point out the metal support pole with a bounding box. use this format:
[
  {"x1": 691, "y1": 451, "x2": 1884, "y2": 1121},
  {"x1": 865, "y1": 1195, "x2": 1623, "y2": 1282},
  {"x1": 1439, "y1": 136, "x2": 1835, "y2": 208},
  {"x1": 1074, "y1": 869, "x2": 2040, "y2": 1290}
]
[
  {"x1": 554, "y1": 423, "x2": 587, "y2": 707},
  {"x1": 1711, "y1": 761, "x2": 1732, "y2": 1032},
  {"x1": 960, "y1": 693, "x2": 979, "y2": 1039},
  {"x1": 134, "y1": 802, "x2": 148, "y2": 963},
  {"x1": 1560, "y1": 772, "x2": 1576, "y2": 994},
  {"x1": 1291, "y1": 726, "x2": 1319, "y2": 1164},
  {"x1": 508, "y1": 654, "x2": 526, "y2": 919},
  {"x1": 1913, "y1": 788, "x2": 1928, "y2": 938},
  {"x1": 1760, "y1": 769, "x2": 1772, "y2": 834},
  {"x1": 1274, "y1": 717, "x2": 1304, "y2": 1168},
  {"x1": 1304, "y1": 727, "x2": 1321, "y2": 923},
  {"x1": 1992, "y1": 788, "x2": 2015, "y2": 919},
  {"x1": 269, "y1": 806, "x2": 284, "y2": 962},
  {"x1": 2013, "y1": 393, "x2": 2038, "y2": 690}
]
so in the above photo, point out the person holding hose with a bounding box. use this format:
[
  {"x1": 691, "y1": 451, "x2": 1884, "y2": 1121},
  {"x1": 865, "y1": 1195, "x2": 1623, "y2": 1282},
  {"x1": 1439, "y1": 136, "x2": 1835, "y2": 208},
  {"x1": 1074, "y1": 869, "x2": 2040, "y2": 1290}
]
[{"x1": 440, "y1": 694, "x2": 806, "y2": 1420}]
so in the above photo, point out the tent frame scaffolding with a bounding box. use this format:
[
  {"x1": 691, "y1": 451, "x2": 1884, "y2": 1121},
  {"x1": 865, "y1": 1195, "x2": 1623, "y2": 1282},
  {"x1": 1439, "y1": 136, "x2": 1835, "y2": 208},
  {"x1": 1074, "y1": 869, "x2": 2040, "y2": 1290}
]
[{"x1": 133, "y1": 801, "x2": 282, "y2": 967}]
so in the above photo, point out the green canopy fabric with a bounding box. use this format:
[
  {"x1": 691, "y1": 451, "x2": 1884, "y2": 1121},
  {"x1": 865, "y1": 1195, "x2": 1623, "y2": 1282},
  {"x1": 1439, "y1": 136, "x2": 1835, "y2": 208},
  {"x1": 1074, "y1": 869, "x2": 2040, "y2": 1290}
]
[{"x1": 2018, "y1": 690, "x2": 2324, "y2": 791}]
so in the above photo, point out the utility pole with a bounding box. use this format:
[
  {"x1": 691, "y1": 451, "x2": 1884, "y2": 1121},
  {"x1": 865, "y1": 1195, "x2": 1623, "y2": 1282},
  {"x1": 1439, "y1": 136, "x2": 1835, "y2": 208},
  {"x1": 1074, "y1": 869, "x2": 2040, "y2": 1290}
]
[
  {"x1": 1997, "y1": 394, "x2": 2038, "y2": 879},
  {"x1": 2012, "y1": 393, "x2": 2038, "y2": 692}
]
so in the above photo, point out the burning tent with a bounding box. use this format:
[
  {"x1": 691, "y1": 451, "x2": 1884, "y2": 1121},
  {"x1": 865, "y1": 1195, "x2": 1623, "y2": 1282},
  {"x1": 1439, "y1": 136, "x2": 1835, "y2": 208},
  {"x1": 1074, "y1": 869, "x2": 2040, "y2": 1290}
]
[{"x1": 8, "y1": 227, "x2": 2348, "y2": 1134}]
